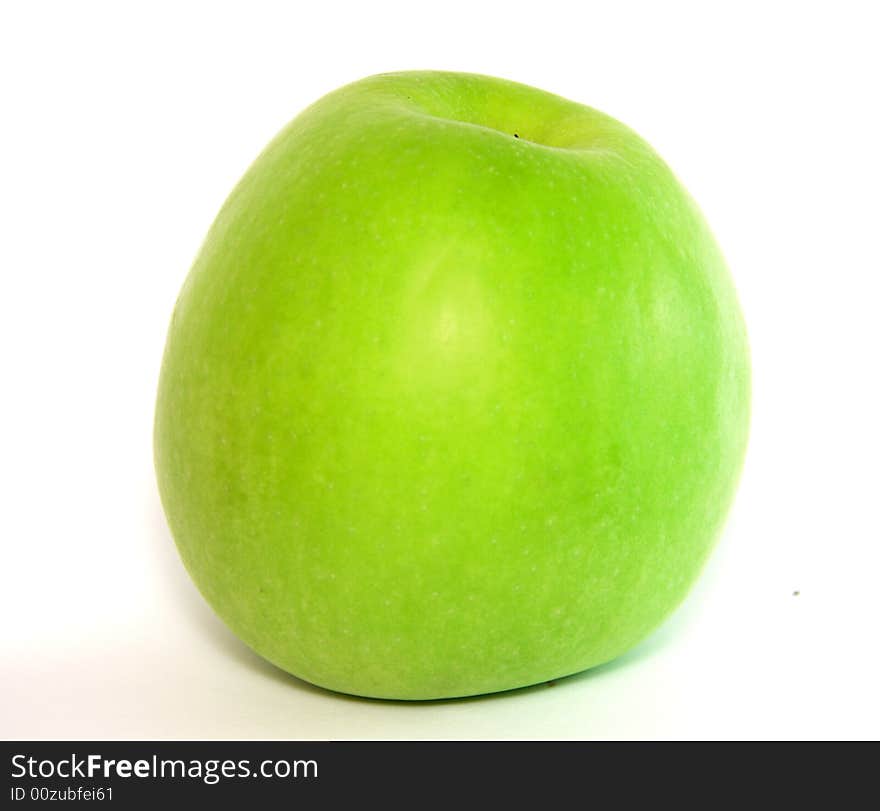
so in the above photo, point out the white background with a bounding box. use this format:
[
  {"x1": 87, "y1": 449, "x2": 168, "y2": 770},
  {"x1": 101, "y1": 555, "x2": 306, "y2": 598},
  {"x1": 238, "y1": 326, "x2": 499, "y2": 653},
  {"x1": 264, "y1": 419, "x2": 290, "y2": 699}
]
[{"x1": 2, "y1": 1, "x2": 878, "y2": 740}]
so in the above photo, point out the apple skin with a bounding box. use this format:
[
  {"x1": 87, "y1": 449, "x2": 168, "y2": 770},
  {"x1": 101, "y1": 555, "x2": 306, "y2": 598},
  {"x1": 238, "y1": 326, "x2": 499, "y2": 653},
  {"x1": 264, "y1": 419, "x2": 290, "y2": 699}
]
[{"x1": 155, "y1": 71, "x2": 749, "y2": 700}]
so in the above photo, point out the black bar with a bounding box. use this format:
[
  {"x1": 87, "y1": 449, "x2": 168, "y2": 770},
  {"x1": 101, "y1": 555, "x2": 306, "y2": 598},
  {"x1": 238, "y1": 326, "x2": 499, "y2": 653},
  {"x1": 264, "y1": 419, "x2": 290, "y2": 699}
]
[{"x1": 0, "y1": 740, "x2": 871, "y2": 806}]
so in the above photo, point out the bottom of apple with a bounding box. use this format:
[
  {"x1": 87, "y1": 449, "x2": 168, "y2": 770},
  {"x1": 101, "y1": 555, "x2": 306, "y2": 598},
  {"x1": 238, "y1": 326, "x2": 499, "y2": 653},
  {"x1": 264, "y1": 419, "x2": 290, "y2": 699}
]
[{"x1": 251, "y1": 650, "x2": 630, "y2": 702}]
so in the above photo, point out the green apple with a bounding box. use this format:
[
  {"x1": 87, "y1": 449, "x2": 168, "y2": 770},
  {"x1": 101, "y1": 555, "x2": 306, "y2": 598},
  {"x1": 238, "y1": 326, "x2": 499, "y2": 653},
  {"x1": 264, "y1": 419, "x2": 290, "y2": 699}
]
[{"x1": 155, "y1": 71, "x2": 749, "y2": 700}]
